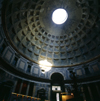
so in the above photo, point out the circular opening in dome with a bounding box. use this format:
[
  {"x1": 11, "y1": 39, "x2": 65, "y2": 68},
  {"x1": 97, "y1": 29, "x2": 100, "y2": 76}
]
[{"x1": 52, "y1": 8, "x2": 68, "y2": 25}]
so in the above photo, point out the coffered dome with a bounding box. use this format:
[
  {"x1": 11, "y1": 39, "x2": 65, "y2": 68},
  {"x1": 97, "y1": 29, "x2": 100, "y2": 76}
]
[{"x1": 3, "y1": 0, "x2": 100, "y2": 67}]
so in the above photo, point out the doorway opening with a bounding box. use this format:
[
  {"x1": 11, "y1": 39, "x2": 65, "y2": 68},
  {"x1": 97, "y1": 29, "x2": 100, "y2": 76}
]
[{"x1": 51, "y1": 73, "x2": 65, "y2": 101}]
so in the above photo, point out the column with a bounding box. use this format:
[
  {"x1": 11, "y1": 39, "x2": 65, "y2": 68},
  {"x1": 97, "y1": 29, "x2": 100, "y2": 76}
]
[
  {"x1": 26, "y1": 82, "x2": 30, "y2": 95},
  {"x1": 10, "y1": 80, "x2": 18, "y2": 101},
  {"x1": 48, "y1": 87, "x2": 50, "y2": 101},
  {"x1": 87, "y1": 84, "x2": 93, "y2": 101},
  {"x1": 12, "y1": 80, "x2": 18, "y2": 92},
  {"x1": 81, "y1": 86, "x2": 86, "y2": 101},
  {"x1": 95, "y1": 83, "x2": 100, "y2": 98},
  {"x1": 32, "y1": 84, "x2": 34, "y2": 97},
  {"x1": 19, "y1": 81, "x2": 23, "y2": 94},
  {"x1": 33, "y1": 85, "x2": 36, "y2": 97}
]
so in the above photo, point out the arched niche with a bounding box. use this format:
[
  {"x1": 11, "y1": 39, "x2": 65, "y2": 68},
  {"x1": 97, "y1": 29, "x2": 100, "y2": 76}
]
[
  {"x1": 50, "y1": 73, "x2": 65, "y2": 101},
  {"x1": 51, "y1": 72, "x2": 64, "y2": 84}
]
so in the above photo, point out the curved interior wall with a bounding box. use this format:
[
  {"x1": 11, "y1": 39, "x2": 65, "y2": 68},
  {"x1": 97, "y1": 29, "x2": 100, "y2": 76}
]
[
  {"x1": 0, "y1": 70, "x2": 51, "y2": 101},
  {"x1": 1, "y1": 26, "x2": 100, "y2": 81},
  {"x1": 0, "y1": 67, "x2": 100, "y2": 101},
  {"x1": 0, "y1": 0, "x2": 100, "y2": 82}
]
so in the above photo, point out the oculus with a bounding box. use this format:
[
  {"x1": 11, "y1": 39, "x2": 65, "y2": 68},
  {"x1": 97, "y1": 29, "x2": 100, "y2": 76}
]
[{"x1": 52, "y1": 8, "x2": 68, "y2": 24}]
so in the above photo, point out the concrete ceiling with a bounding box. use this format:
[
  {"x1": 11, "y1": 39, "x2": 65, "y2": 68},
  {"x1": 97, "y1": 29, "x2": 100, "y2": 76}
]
[{"x1": 2, "y1": 0, "x2": 100, "y2": 67}]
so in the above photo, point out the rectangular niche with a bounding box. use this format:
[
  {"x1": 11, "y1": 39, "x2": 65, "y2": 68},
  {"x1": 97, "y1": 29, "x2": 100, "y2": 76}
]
[
  {"x1": 84, "y1": 67, "x2": 90, "y2": 75},
  {"x1": 19, "y1": 61, "x2": 25, "y2": 70},
  {"x1": 76, "y1": 69, "x2": 82, "y2": 76},
  {"x1": 12, "y1": 57, "x2": 18, "y2": 66},
  {"x1": 27, "y1": 65, "x2": 31, "y2": 73},
  {"x1": 4, "y1": 50, "x2": 13, "y2": 62},
  {"x1": 0, "y1": 43, "x2": 6, "y2": 54}
]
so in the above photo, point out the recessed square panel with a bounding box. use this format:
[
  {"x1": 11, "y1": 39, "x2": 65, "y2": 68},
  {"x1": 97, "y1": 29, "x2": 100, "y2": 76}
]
[
  {"x1": 33, "y1": 68, "x2": 39, "y2": 74},
  {"x1": 19, "y1": 61, "x2": 25, "y2": 69},
  {"x1": 76, "y1": 69, "x2": 82, "y2": 76},
  {"x1": 5, "y1": 50, "x2": 12, "y2": 61},
  {"x1": 92, "y1": 64, "x2": 99, "y2": 72}
]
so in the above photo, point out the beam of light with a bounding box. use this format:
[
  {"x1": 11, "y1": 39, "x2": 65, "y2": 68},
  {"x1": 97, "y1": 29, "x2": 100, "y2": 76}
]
[{"x1": 39, "y1": 60, "x2": 52, "y2": 73}]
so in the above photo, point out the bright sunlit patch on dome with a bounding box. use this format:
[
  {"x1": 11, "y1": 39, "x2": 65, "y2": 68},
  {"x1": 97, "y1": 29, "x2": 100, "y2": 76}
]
[
  {"x1": 39, "y1": 60, "x2": 52, "y2": 73},
  {"x1": 52, "y1": 8, "x2": 68, "y2": 24}
]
